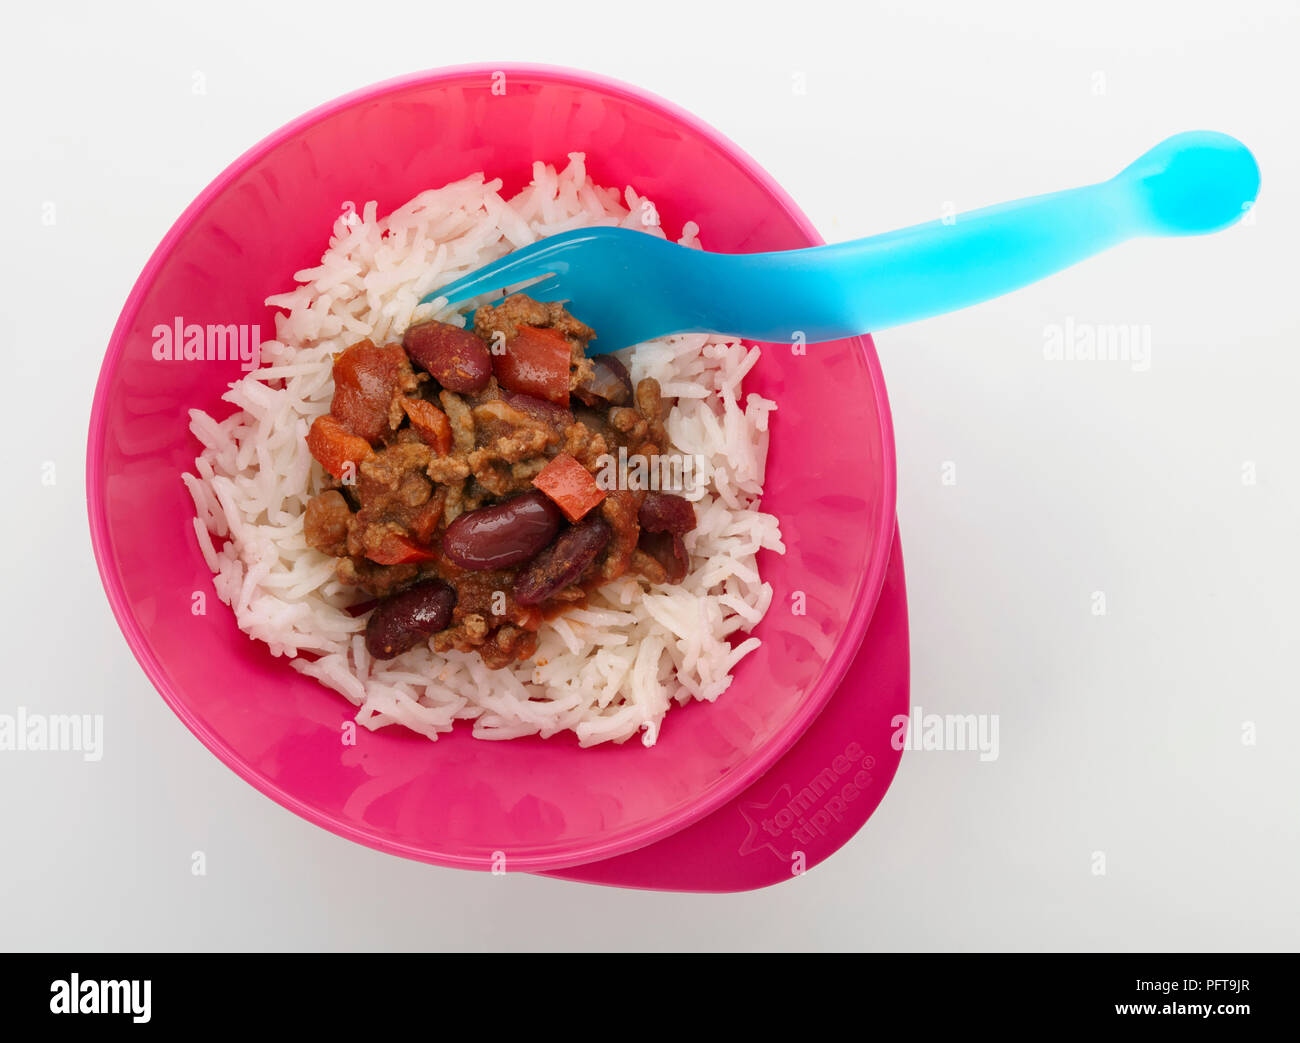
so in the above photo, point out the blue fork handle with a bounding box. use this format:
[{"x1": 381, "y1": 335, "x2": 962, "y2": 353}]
[{"x1": 691, "y1": 131, "x2": 1259, "y2": 342}]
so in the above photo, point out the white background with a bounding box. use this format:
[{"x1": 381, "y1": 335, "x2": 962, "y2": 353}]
[{"x1": 2, "y1": 0, "x2": 1297, "y2": 951}]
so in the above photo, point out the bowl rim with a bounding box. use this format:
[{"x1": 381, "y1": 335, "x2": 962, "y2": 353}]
[{"x1": 85, "y1": 62, "x2": 898, "y2": 872}]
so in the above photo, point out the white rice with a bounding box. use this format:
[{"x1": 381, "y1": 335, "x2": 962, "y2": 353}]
[{"x1": 184, "y1": 153, "x2": 784, "y2": 747}]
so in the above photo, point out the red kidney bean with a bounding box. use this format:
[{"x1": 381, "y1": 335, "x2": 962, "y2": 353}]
[
  {"x1": 365, "y1": 579, "x2": 457, "y2": 659},
  {"x1": 638, "y1": 492, "x2": 696, "y2": 535},
  {"x1": 403, "y1": 320, "x2": 491, "y2": 393},
  {"x1": 639, "y1": 530, "x2": 689, "y2": 583},
  {"x1": 514, "y1": 515, "x2": 612, "y2": 605},
  {"x1": 442, "y1": 490, "x2": 563, "y2": 570},
  {"x1": 505, "y1": 392, "x2": 574, "y2": 429},
  {"x1": 574, "y1": 355, "x2": 633, "y2": 406}
]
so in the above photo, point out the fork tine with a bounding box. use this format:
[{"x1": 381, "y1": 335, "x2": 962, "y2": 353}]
[
  {"x1": 503, "y1": 275, "x2": 568, "y2": 304},
  {"x1": 419, "y1": 248, "x2": 557, "y2": 307},
  {"x1": 446, "y1": 281, "x2": 571, "y2": 327}
]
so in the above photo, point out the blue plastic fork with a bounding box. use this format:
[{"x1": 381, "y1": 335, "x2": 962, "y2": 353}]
[{"x1": 421, "y1": 131, "x2": 1259, "y2": 354}]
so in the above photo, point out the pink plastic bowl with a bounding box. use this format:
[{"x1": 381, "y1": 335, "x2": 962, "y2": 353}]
[{"x1": 87, "y1": 65, "x2": 897, "y2": 872}]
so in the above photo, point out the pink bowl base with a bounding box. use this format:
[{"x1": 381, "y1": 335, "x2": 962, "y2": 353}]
[{"x1": 543, "y1": 524, "x2": 908, "y2": 891}]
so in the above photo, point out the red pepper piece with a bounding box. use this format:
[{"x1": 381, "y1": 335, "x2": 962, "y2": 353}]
[{"x1": 532, "y1": 452, "x2": 606, "y2": 522}]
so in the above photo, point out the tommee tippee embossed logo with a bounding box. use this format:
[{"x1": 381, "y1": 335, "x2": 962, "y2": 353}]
[{"x1": 738, "y1": 742, "x2": 876, "y2": 860}]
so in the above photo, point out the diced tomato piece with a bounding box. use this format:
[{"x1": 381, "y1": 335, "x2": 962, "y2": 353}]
[
  {"x1": 409, "y1": 489, "x2": 448, "y2": 544},
  {"x1": 532, "y1": 452, "x2": 606, "y2": 522},
  {"x1": 366, "y1": 531, "x2": 439, "y2": 565},
  {"x1": 331, "y1": 340, "x2": 414, "y2": 444},
  {"x1": 492, "y1": 325, "x2": 571, "y2": 406},
  {"x1": 400, "y1": 397, "x2": 453, "y2": 454},
  {"x1": 307, "y1": 414, "x2": 374, "y2": 479}
]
